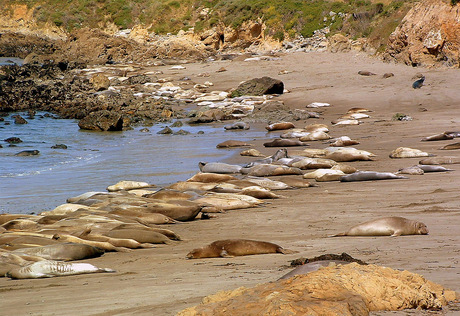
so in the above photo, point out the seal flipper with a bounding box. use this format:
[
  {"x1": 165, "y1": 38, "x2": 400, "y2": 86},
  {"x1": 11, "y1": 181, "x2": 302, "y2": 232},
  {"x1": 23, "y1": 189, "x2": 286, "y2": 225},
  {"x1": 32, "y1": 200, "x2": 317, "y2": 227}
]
[
  {"x1": 390, "y1": 231, "x2": 402, "y2": 237},
  {"x1": 277, "y1": 247, "x2": 298, "y2": 254},
  {"x1": 219, "y1": 249, "x2": 233, "y2": 258},
  {"x1": 329, "y1": 232, "x2": 347, "y2": 237}
]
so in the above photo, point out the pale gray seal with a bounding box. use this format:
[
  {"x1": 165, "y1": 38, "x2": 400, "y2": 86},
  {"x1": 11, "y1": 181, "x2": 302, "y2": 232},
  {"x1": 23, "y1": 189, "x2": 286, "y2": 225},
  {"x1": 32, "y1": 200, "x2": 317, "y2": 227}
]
[
  {"x1": 186, "y1": 239, "x2": 297, "y2": 259},
  {"x1": 331, "y1": 217, "x2": 428, "y2": 237},
  {"x1": 340, "y1": 171, "x2": 408, "y2": 182},
  {"x1": 15, "y1": 150, "x2": 40, "y2": 156},
  {"x1": 224, "y1": 122, "x2": 250, "y2": 130},
  {"x1": 263, "y1": 139, "x2": 308, "y2": 147},
  {"x1": 6, "y1": 260, "x2": 115, "y2": 279},
  {"x1": 199, "y1": 162, "x2": 242, "y2": 174}
]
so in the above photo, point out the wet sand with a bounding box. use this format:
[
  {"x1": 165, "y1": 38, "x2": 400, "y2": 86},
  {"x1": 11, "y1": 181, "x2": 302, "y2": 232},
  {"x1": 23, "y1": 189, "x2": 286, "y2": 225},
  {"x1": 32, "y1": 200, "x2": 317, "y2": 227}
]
[{"x1": 1, "y1": 51, "x2": 459, "y2": 315}]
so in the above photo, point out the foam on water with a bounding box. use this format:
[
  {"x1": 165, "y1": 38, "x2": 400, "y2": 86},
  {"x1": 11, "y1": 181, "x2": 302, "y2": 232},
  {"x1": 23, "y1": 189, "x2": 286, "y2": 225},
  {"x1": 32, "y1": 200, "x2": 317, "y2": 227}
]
[{"x1": 0, "y1": 112, "x2": 267, "y2": 214}]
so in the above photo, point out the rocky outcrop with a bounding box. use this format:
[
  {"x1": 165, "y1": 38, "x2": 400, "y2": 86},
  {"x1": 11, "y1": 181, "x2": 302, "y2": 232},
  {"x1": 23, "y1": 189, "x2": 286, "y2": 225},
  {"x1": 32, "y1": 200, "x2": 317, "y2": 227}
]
[
  {"x1": 231, "y1": 77, "x2": 284, "y2": 97},
  {"x1": 178, "y1": 263, "x2": 457, "y2": 315},
  {"x1": 385, "y1": 0, "x2": 460, "y2": 67},
  {"x1": 77, "y1": 110, "x2": 126, "y2": 131}
]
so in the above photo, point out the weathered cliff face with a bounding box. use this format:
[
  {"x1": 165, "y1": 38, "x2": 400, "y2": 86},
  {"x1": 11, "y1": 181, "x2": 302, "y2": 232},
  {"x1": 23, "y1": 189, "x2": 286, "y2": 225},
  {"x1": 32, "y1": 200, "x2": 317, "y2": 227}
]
[{"x1": 385, "y1": 0, "x2": 460, "y2": 67}]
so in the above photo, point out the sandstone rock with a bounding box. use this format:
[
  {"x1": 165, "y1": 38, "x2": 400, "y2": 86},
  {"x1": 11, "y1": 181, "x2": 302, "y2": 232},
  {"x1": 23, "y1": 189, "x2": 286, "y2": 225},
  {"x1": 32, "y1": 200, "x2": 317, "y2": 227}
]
[
  {"x1": 328, "y1": 34, "x2": 351, "y2": 53},
  {"x1": 231, "y1": 77, "x2": 284, "y2": 97},
  {"x1": 178, "y1": 263, "x2": 457, "y2": 316},
  {"x1": 78, "y1": 110, "x2": 125, "y2": 131},
  {"x1": 385, "y1": 0, "x2": 460, "y2": 67},
  {"x1": 13, "y1": 115, "x2": 28, "y2": 124},
  {"x1": 89, "y1": 73, "x2": 110, "y2": 91}
]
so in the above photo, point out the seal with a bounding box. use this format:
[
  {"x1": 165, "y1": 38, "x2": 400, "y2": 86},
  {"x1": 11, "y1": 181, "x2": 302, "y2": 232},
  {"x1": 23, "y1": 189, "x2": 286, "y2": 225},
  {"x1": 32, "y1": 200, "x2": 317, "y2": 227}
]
[
  {"x1": 224, "y1": 122, "x2": 250, "y2": 130},
  {"x1": 279, "y1": 260, "x2": 352, "y2": 280},
  {"x1": 397, "y1": 166, "x2": 424, "y2": 175},
  {"x1": 331, "y1": 119, "x2": 360, "y2": 125},
  {"x1": 347, "y1": 107, "x2": 372, "y2": 114},
  {"x1": 324, "y1": 150, "x2": 374, "y2": 162},
  {"x1": 11, "y1": 243, "x2": 105, "y2": 261},
  {"x1": 263, "y1": 139, "x2": 308, "y2": 147},
  {"x1": 105, "y1": 228, "x2": 171, "y2": 244},
  {"x1": 244, "y1": 176, "x2": 291, "y2": 190},
  {"x1": 199, "y1": 162, "x2": 242, "y2": 174},
  {"x1": 328, "y1": 136, "x2": 360, "y2": 147},
  {"x1": 421, "y1": 132, "x2": 455, "y2": 141},
  {"x1": 266, "y1": 122, "x2": 295, "y2": 131},
  {"x1": 15, "y1": 150, "x2": 40, "y2": 156},
  {"x1": 216, "y1": 140, "x2": 252, "y2": 148},
  {"x1": 340, "y1": 171, "x2": 408, "y2": 182},
  {"x1": 419, "y1": 157, "x2": 460, "y2": 165},
  {"x1": 244, "y1": 148, "x2": 288, "y2": 167},
  {"x1": 440, "y1": 142, "x2": 460, "y2": 150},
  {"x1": 6, "y1": 260, "x2": 116, "y2": 279},
  {"x1": 186, "y1": 173, "x2": 238, "y2": 183},
  {"x1": 241, "y1": 164, "x2": 303, "y2": 177},
  {"x1": 304, "y1": 123, "x2": 329, "y2": 133},
  {"x1": 107, "y1": 180, "x2": 154, "y2": 192},
  {"x1": 331, "y1": 217, "x2": 428, "y2": 237},
  {"x1": 390, "y1": 147, "x2": 433, "y2": 158},
  {"x1": 358, "y1": 70, "x2": 376, "y2": 76},
  {"x1": 193, "y1": 193, "x2": 262, "y2": 210},
  {"x1": 299, "y1": 131, "x2": 331, "y2": 141},
  {"x1": 240, "y1": 148, "x2": 265, "y2": 157},
  {"x1": 186, "y1": 239, "x2": 297, "y2": 259},
  {"x1": 417, "y1": 164, "x2": 453, "y2": 172},
  {"x1": 290, "y1": 157, "x2": 337, "y2": 170}
]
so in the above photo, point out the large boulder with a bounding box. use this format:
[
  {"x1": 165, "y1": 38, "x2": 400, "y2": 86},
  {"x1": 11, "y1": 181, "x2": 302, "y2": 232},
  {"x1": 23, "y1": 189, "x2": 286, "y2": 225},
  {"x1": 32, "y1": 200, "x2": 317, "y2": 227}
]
[
  {"x1": 231, "y1": 77, "x2": 284, "y2": 97},
  {"x1": 78, "y1": 110, "x2": 126, "y2": 131},
  {"x1": 178, "y1": 263, "x2": 457, "y2": 316},
  {"x1": 385, "y1": 0, "x2": 460, "y2": 67}
]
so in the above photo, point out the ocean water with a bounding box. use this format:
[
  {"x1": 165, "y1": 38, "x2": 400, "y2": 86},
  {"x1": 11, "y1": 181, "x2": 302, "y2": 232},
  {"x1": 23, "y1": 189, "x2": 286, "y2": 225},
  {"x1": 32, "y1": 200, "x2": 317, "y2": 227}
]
[
  {"x1": 0, "y1": 57, "x2": 24, "y2": 66},
  {"x1": 0, "y1": 112, "x2": 266, "y2": 214}
]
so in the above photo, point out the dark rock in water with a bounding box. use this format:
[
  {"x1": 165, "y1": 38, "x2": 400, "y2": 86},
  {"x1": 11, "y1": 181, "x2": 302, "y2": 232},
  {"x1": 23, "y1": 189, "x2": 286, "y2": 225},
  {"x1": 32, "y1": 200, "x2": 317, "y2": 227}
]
[
  {"x1": 224, "y1": 121, "x2": 250, "y2": 130},
  {"x1": 78, "y1": 110, "x2": 125, "y2": 131},
  {"x1": 0, "y1": 144, "x2": 2, "y2": 148},
  {"x1": 231, "y1": 76, "x2": 284, "y2": 97},
  {"x1": 170, "y1": 120, "x2": 183, "y2": 128},
  {"x1": 15, "y1": 150, "x2": 40, "y2": 156},
  {"x1": 157, "y1": 126, "x2": 173, "y2": 134},
  {"x1": 27, "y1": 110, "x2": 36, "y2": 119},
  {"x1": 4, "y1": 137, "x2": 22, "y2": 144},
  {"x1": 174, "y1": 129, "x2": 190, "y2": 135},
  {"x1": 51, "y1": 144, "x2": 68, "y2": 149},
  {"x1": 13, "y1": 115, "x2": 28, "y2": 124},
  {"x1": 139, "y1": 128, "x2": 150, "y2": 133}
]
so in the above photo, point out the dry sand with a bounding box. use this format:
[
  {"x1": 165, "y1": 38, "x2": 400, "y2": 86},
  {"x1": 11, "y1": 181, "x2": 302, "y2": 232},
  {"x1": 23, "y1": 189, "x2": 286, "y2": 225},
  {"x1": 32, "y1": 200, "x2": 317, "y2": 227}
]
[{"x1": 1, "y1": 51, "x2": 459, "y2": 315}]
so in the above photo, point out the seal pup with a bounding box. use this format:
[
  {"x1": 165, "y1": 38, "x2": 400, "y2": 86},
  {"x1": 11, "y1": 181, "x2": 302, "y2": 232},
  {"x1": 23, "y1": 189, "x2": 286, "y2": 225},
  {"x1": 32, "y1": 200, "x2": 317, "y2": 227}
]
[
  {"x1": 397, "y1": 166, "x2": 424, "y2": 175},
  {"x1": 244, "y1": 148, "x2": 288, "y2": 167},
  {"x1": 6, "y1": 260, "x2": 115, "y2": 279},
  {"x1": 340, "y1": 171, "x2": 408, "y2": 182},
  {"x1": 279, "y1": 260, "x2": 352, "y2": 280},
  {"x1": 186, "y1": 239, "x2": 297, "y2": 259},
  {"x1": 330, "y1": 217, "x2": 428, "y2": 237}
]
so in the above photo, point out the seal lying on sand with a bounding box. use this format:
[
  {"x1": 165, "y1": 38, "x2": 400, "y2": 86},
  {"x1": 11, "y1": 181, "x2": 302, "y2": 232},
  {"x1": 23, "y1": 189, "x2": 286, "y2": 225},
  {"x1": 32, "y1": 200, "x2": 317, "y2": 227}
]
[
  {"x1": 264, "y1": 139, "x2": 308, "y2": 147},
  {"x1": 186, "y1": 239, "x2": 297, "y2": 258},
  {"x1": 12, "y1": 243, "x2": 105, "y2": 261},
  {"x1": 330, "y1": 217, "x2": 428, "y2": 237},
  {"x1": 340, "y1": 171, "x2": 408, "y2": 182},
  {"x1": 6, "y1": 260, "x2": 115, "y2": 279}
]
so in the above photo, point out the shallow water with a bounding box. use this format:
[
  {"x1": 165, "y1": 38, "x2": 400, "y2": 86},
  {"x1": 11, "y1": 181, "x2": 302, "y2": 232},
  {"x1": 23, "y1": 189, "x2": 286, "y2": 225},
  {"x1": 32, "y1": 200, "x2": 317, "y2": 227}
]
[
  {"x1": 0, "y1": 57, "x2": 24, "y2": 66},
  {"x1": 0, "y1": 112, "x2": 267, "y2": 214}
]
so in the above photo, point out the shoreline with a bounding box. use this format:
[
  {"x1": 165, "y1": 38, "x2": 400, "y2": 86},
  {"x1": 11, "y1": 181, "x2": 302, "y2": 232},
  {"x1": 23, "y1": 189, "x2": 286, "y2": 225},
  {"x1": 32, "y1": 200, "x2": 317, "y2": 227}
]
[{"x1": 1, "y1": 51, "x2": 459, "y2": 315}]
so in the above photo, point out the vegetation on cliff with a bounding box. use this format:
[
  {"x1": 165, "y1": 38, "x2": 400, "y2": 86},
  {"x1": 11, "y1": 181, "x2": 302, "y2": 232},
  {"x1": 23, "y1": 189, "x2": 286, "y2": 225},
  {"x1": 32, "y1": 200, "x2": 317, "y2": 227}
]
[{"x1": 2, "y1": 0, "x2": 414, "y2": 49}]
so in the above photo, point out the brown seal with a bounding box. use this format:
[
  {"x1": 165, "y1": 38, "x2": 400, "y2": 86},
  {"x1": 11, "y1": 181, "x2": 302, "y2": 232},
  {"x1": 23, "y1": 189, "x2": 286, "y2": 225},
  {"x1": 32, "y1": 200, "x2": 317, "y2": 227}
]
[
  {"x1": 358, "y1": 70, "x2": 376, "y2": 76},
  {"x1": 263, "y1": 139, "x2": 308, "y2": 147},
  {"x1": 11, "y1": 243, "x2": 105, "y2": 261},
  {"x1": 216, "y1": 140, "x2": 252, "y2": 148},
  {"x1": 186, "y1": 239, "x2": 297, "y2": 258},
  {"x1": 419, "y1": 157, "x2": 460, "y2": 165},
  {"x1": 440, "y1": 142, "x2": 460, "y2": 150},
  {"x1": 265, "y1": 122, "x2": 295, "y2": 131},
  {"x1": 186, "y1": 172, "x2": 238, "y2": 183},
  {"x1": 331, "y1": 217, "x2": 428, "y2": 237}
]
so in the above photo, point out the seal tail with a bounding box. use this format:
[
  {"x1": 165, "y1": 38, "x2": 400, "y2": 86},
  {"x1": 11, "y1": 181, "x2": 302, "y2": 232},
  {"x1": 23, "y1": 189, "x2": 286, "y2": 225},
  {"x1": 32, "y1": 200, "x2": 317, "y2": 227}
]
[
  {"x1": 100, "y1": 268, "x2": 117, "y2": 273},
  {"x1": 329, "y1": 232, "x2": 346, "y2": 237},
  {"x1": 139, "y1": 243, "x2": 156, "y2": 249},
  {"x1": 278, "y1": 248, "x2": 298, "y2": 255}
]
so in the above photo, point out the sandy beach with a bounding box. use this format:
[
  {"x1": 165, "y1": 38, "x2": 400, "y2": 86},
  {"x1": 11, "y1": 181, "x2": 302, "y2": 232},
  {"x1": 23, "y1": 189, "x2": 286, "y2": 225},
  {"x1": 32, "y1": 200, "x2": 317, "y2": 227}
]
[{"x1": 1, "y1": 51, "x2": 459, "y2": 315}]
